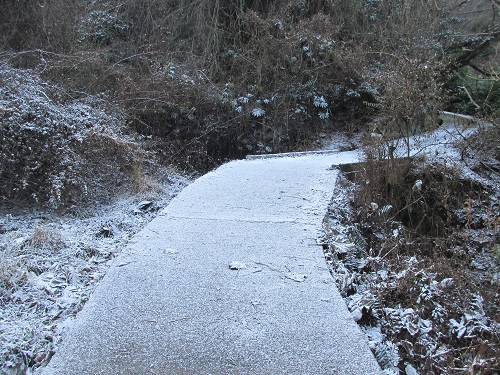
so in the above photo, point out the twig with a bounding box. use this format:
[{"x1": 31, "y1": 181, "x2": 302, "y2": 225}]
[
  {"x1": 253, "y1": 261, "x2": 280, "y2": 272},
  {"x1": 166, "y1": 112, "x2": 247, "y2": 161},
  {"x1": 459, "y1": 86, "x2": 481, "y2": 110},
  {"x1": 166, "y1": 316, "x2": 191, "y2": 324},
  {"x1": 146, "y1": 228, "x2": 160, "y2": 235},
  {"x1": 447, "y1": 123, "x2": 500, "y2": 176},
  {"x1": 380, "y1": 243, "x2": 399, "y2": 260}
]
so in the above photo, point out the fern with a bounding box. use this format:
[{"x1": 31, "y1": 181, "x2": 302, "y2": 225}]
[
  {"x1": 251, "y1": 107, "x2": 265, "y2": 117},
  {"x1": 313, "y1": 95, "x2": 328, "y2": 108},
  {"x1": 374, "y1": 341, "x2": 400, "y2": 372}
]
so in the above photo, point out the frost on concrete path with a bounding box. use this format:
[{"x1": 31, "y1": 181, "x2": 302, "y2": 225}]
[{"x1": 41, "y1": 152, "x2": 381, "y2": 375}]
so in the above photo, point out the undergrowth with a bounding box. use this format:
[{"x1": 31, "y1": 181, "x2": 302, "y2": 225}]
[
  {"x1": 323, "y1": 130, "x2": 500, "y2": 374},
  {"x1": 0, "y1": 60, "x2": 160, "y2": 209},
  {"x1": 0, "y1": 1, "x2": 498, "y2": 373},
  {"x1": 2, "y1": 0, "x2": 497, "y2": 176}
]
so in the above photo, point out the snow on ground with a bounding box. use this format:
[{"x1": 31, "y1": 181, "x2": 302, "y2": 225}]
[
  {"x1": 0, "y1": 123, "x2": 360, "y2": 374},
  {"x1": 1, "y1": 100, "x2": 496, "y2": 374},
  {"x1": 0, "y1": 60, "x2": 194, "y2": 374},
  {"x1": 0, "y1": 175, "x2": 190, "y2": 374},
  {"x1": 38, "y1": 150, "x2": 382, "y2": 375}
]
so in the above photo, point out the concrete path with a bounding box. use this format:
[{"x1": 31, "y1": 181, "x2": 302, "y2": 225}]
[{"x1": 40, "y1": 151, "x2": 381, "y2": 374}]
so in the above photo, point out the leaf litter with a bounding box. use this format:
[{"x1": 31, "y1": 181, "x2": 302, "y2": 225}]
[{"x1": 0, "y1": 185, "x2": 191, "y2": 374}]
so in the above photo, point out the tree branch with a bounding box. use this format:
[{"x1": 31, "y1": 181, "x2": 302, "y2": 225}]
[
  {"x1": 468, "y1": 63, "x2": 495, "y2": 77},
  {"x1": 446, "y1": 31, "x2": 500, "y2": 74},
  {"x1": 459, "y1": 86, "x2": 481, "y2": 110}
]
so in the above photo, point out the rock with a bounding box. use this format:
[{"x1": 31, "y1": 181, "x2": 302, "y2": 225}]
[
  {"x1": 134, "y1": 200, "x2": 153, "y2": 214},
  {"x1": 229, "y1": 261, "x2": 247, "y2": 270},
  {"x1": 99, "y1": 226, "x2": 112, "y2": 238}
]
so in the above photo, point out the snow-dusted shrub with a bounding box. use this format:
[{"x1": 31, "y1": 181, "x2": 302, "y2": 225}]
[
  {"x1": 0, "y1": 62, "x2": 147, "y2": 208},
  {"x1": 445, "y1": 66, "x2": 500, "y2": 118},
  {"x1": 370, "y1": 58, "x2": 442, "y2": 148},
  {"x1": 457, "y1": 123, "x2": 500, "y2": 178},
  {"x1": 77, "y1": 8, "x2": 129, "y2": 46},
  {"x1": 329, "y1": 149, "x2": 500, "y2": 373}
]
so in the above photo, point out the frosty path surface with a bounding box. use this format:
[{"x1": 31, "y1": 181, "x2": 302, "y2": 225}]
[{"x1": 41, "y1": 152, "x2": 381, "y2": 374}]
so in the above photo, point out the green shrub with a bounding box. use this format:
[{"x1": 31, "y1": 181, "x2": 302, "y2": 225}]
[{"x1": 445, "y1": 66, "x2": 500, "y2": 117}]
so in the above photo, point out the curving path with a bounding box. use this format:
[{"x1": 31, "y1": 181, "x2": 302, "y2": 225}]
[{"x1": 40, "y1": 151, "x2": 381, "y2": 375}]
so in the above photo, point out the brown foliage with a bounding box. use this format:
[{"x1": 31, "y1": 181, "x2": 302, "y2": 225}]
[{"x1": 0, "y1": 0, "x2": 82, "y2": 51}]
